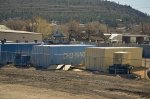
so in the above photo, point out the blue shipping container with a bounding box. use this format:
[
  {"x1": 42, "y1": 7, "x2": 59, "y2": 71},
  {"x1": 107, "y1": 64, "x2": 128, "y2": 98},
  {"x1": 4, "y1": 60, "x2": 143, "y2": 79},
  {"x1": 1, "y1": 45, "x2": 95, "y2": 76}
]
[
  {"x1": 137, "y1": 45, "x2": 150, "y2": 58},
  {"x1": 31, "y1": 44, "x2": 95, "y2": 68},
  {"x1": 0, "y1": 43, "x2": 40, "y2": 64}
]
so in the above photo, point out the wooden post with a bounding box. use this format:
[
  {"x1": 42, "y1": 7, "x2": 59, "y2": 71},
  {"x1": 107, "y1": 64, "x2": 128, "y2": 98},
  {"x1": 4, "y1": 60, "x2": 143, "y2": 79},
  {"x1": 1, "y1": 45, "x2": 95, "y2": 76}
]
[{"x1": 144, "y1": 59, "x2": 147, "y2": 79}]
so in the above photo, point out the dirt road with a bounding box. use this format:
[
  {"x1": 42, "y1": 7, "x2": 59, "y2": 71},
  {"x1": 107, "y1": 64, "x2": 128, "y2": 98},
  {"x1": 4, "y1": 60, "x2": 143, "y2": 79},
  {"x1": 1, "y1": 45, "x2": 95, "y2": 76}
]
[{"x1": 0, "y1": 66, "x2": 150, "y2": 99}]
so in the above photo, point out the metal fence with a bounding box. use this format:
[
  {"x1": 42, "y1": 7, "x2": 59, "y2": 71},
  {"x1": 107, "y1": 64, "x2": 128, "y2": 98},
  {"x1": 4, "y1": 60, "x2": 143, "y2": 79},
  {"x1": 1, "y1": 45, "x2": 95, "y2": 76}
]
[{"x1": 1, "y1": 51, "x2": 150, "y2": 67}]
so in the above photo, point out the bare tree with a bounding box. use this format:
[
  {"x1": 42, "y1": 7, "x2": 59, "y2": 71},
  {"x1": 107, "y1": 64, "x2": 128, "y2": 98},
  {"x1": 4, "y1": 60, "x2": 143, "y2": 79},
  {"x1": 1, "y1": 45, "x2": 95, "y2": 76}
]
[
  {"x1": 141, "y1": 23, "x2": 150, "y2": 35},
  {"x1": 85, "y1": 21, "x2": 108, "y2": 41},
  {"x1": 3, "y1": 19, "x2": 27, "y2": 31},
  {"x1": 66, "y1": 19, "x2": 80, "y2": 41},
  {"x1": 29, "y1": 17, "x2": 53, "y2": 39}
]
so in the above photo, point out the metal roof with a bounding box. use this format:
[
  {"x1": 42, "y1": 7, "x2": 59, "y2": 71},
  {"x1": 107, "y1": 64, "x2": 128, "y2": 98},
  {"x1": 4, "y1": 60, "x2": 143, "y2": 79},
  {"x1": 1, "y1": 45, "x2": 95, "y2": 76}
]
[
  {"x1": 0, "y1": 42, "x2": 41, "y2": 45},
  {"x1": 123, "y1": 34, "x2": 148, "y2": 37},
  {"x1": 114, "y1": 51, "x2": 129, "y2": 53},
  {"x1": 37, "y1": 44, "x2": 95, "y2": 47},
  {"x1": 0, "y1": 29, "x2": 41, "y2": 35},
  {"x1": 88, "y1": 47, "x2": 140, "y2": 49}
]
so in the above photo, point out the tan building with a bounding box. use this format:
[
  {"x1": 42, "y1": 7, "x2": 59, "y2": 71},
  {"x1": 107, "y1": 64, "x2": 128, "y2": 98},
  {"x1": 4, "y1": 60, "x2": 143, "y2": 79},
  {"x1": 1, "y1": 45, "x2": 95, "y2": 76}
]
[
  {"x1": 0, "y1": 29, "x2": 42, "y2": 43},
  {"x1": 85, "y1": 47, "x2": 143, "y2": 72},
  {"x1": 122, "y1": 34, "x2": 149, "y2": 44}
]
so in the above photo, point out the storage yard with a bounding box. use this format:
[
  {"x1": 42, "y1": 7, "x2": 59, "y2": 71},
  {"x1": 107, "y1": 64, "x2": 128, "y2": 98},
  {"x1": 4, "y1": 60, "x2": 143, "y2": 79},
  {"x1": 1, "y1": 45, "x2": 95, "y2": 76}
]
[{"x1": 0, "y1": 43, "x2": 150, "y2": 99}]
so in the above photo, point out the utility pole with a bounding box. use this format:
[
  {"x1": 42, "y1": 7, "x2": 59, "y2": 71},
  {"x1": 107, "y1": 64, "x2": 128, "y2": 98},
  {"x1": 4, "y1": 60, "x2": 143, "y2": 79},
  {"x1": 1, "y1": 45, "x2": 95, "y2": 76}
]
[
  {"x1": 141, "y1": 22, "x2": 145, "y2": 35},
  {"x1": 106, "y1": 24, "x2": 109, "y2": 33}
]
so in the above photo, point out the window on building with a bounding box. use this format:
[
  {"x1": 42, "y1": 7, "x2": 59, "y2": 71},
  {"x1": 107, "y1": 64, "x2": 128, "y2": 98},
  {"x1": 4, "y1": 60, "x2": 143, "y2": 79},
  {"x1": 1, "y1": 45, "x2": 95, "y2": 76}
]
[
  {"x1": 16, "y1": 40, "x2": 20, "y2": 43},
  {"x1": 34, "y1": 40, "x2": 37, "y2": 43},
  {"x1": 25, "y1": 40, "x2": 28, "y2": 43},
  {"x1": 4, "y1": 39, "x2": 6, "y2": 42}
]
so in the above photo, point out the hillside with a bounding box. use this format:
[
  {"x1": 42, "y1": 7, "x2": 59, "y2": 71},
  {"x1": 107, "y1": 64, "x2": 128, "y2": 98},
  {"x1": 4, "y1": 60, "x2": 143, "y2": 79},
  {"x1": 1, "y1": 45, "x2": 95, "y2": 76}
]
[{"x1": 0, "y1": 0, "x2": 150, "y2": 26}]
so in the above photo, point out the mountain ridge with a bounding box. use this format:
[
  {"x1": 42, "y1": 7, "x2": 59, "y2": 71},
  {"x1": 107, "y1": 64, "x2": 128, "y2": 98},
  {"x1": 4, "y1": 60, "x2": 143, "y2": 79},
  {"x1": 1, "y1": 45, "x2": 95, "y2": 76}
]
[{"x1": 0, "y1": 0, "x2": 150, "y2": 26}]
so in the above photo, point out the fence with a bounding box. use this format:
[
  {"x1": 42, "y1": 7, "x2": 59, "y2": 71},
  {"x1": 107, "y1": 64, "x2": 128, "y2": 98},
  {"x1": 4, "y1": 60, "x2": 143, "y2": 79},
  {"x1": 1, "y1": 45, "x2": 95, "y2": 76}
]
[{"x1": 1, "y1": 51, "x2": 150, "y2": 68}]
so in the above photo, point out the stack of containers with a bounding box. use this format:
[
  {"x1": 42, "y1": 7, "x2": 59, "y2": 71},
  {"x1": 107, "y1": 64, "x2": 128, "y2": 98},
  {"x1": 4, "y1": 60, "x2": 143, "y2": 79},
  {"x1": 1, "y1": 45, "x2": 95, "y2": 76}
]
[{"x1": 31, "y1": 44, "x2": 95, "y2": 68}]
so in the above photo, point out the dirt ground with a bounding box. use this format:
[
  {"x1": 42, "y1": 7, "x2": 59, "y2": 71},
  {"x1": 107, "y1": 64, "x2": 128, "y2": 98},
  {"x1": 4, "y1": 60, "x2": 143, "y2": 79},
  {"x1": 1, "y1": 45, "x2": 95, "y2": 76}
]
[{"x1": 0, "y1": 66, "x2": 150, "y2": 99}]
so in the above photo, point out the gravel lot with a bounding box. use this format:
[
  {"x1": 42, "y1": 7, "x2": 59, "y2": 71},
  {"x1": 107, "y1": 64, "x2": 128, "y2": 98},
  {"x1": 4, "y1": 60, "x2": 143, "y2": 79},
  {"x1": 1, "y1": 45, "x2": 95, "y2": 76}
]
[{"x1": 0, "y1": 66, "x2": 150, "y2": 99}]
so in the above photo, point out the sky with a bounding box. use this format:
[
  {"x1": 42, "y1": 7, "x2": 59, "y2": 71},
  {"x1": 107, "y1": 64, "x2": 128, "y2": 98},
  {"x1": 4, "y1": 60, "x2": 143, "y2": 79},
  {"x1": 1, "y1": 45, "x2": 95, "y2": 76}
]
[{"x1": 108, "y1": 0, "x2": 150, "y2": 15}]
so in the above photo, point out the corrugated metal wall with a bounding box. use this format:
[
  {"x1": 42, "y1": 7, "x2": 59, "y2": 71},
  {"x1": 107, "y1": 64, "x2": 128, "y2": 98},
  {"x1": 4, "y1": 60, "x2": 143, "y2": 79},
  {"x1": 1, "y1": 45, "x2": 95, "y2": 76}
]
[
  {"x1": 31, "y1": 45, "x2": 95, "y2": 68},
  {"x1": 0, "y1": 43, "x2": 40, "y2": 64}
]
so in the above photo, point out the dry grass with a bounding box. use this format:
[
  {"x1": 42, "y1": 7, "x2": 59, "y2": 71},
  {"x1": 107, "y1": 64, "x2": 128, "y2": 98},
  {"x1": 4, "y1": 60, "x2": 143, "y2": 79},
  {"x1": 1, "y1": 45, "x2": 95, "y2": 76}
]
[{"x1": 0, "y1": 65, "x2": 150, "y2": 99}]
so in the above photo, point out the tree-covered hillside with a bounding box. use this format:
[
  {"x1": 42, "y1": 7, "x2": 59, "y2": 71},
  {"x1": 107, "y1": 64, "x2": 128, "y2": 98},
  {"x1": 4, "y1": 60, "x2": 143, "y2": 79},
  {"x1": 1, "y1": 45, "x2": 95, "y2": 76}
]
[{"x1": 0, "y1": 0, "x2": 150, "y2": 26}]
